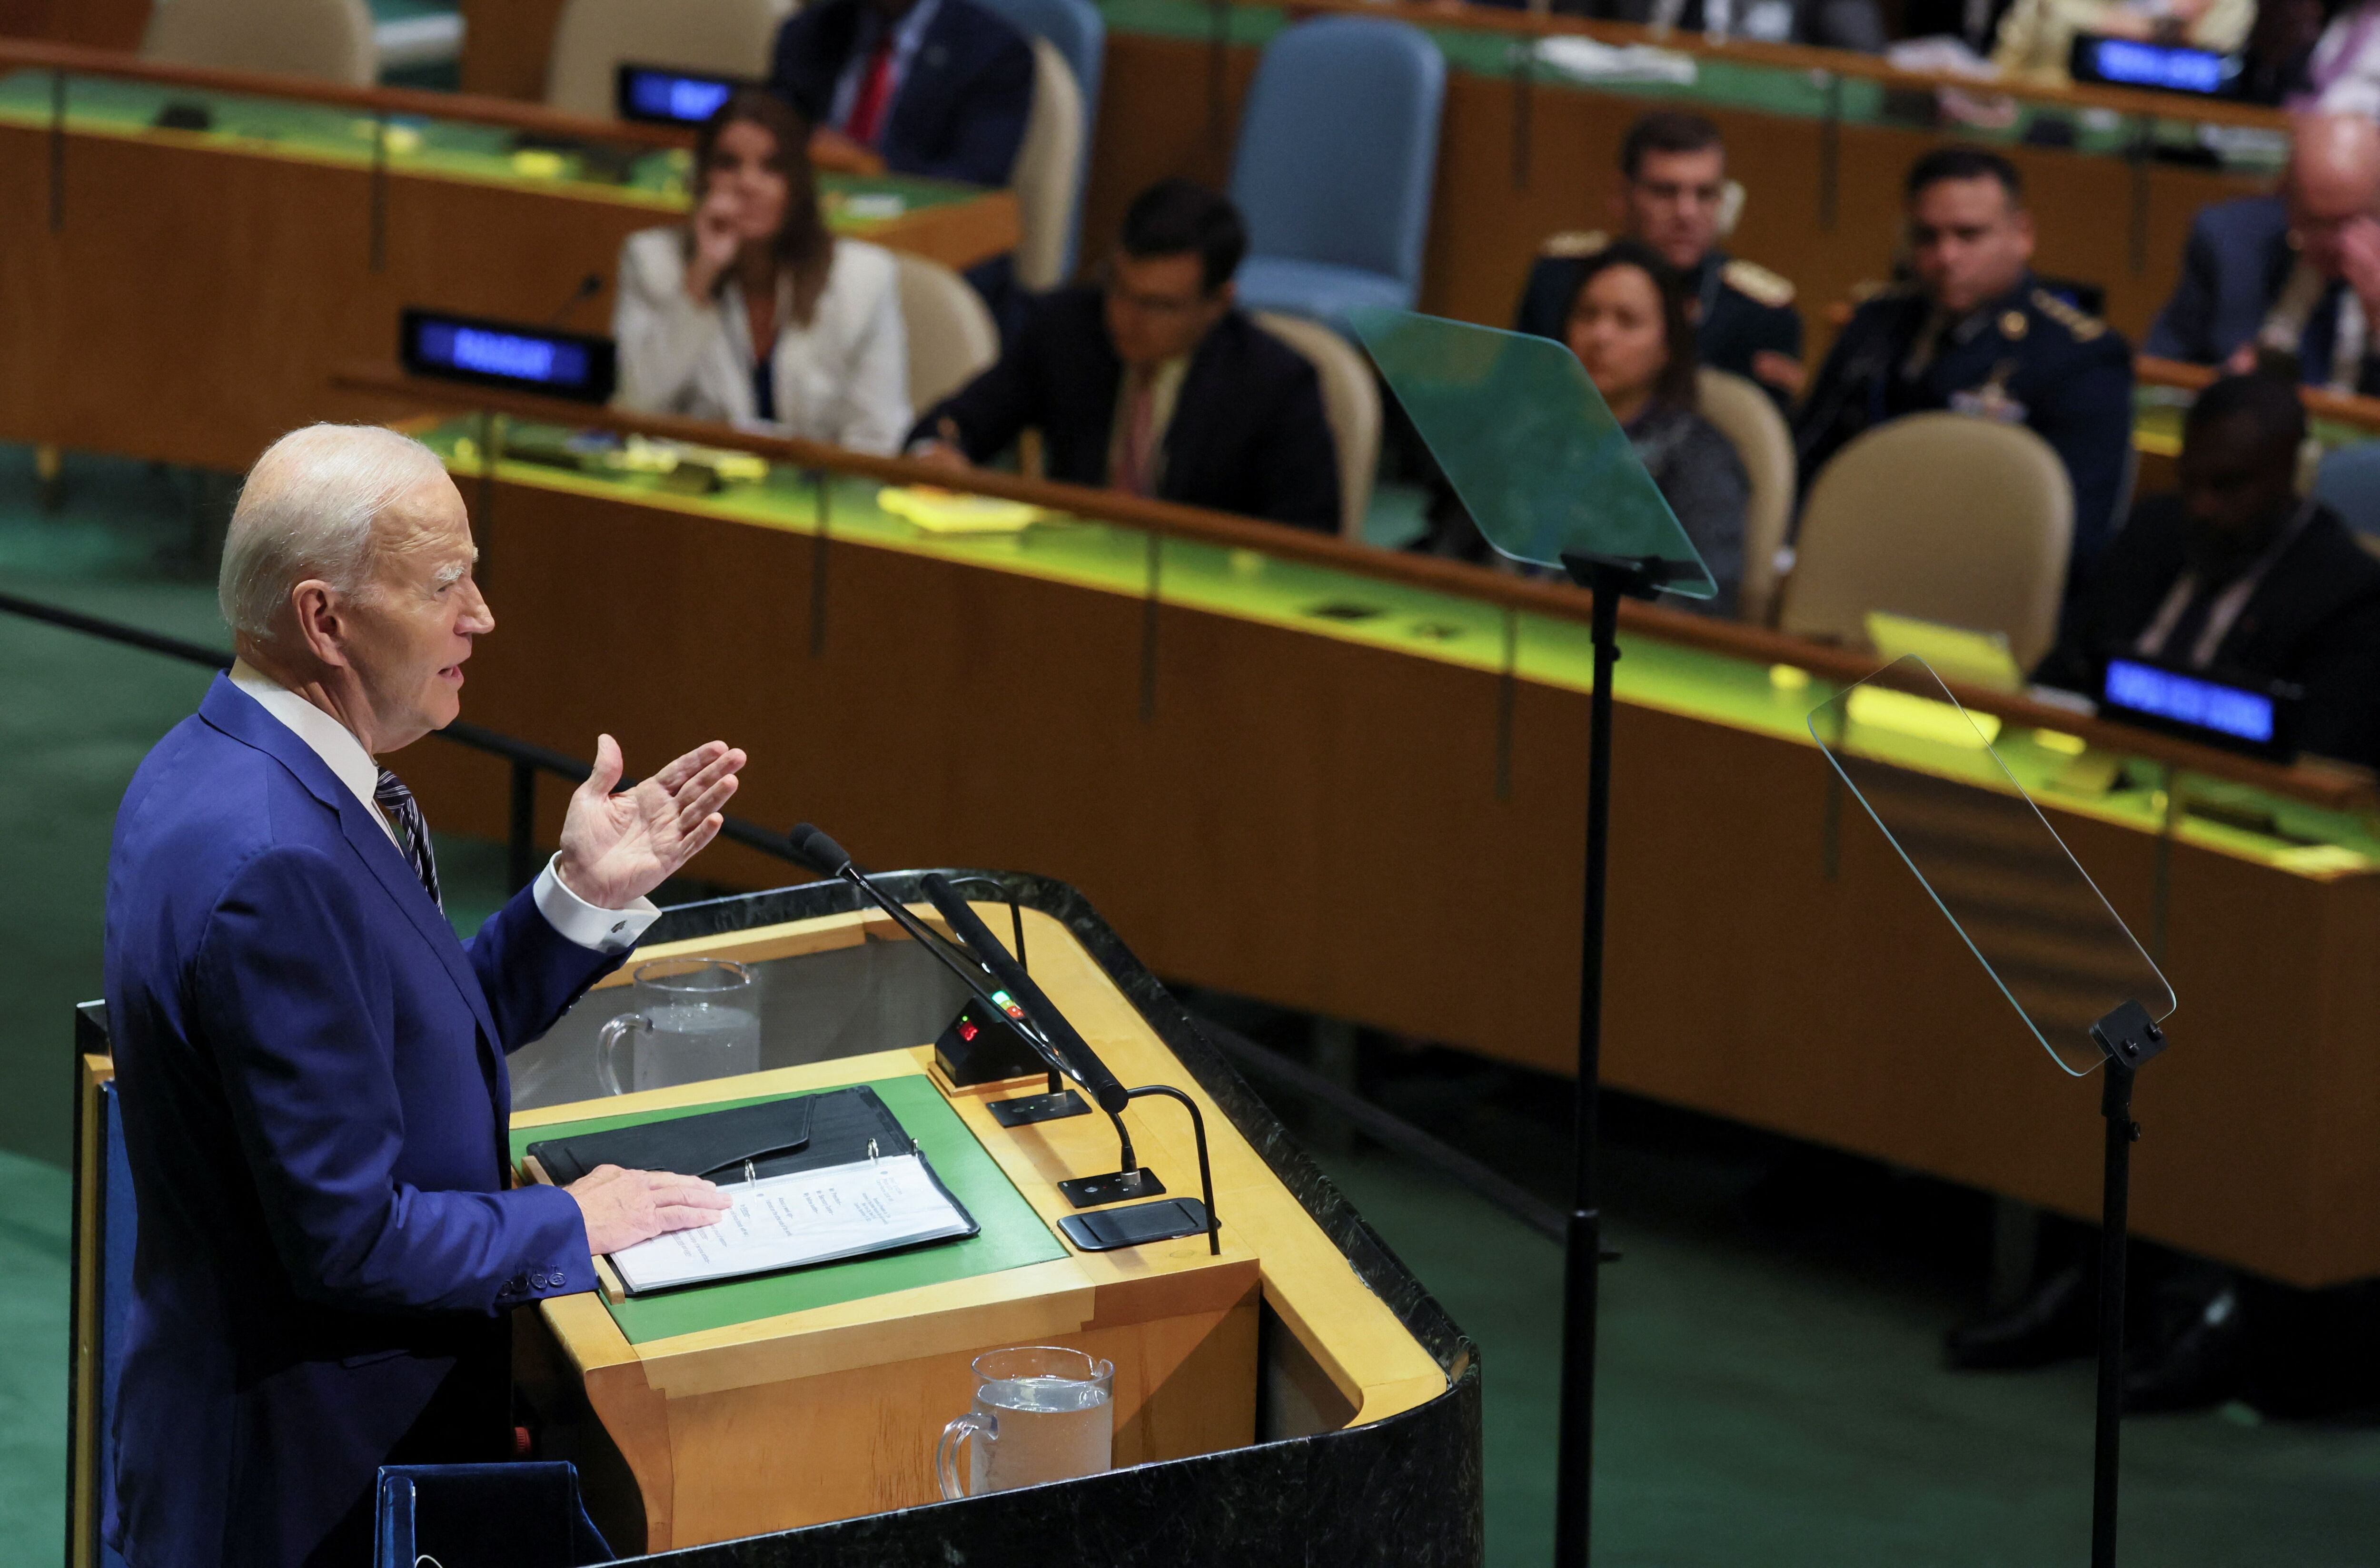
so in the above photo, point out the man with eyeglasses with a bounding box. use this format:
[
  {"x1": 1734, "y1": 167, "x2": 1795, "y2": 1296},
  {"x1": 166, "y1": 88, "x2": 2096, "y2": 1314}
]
[
  {"x1": 1515, "y1": 110, "x2": 1805, "y2": 407},
  {"x1": 909, "y1": 178, "x2": 1340, "y2": 531},
  {"x1": 2148, "y1": 113, "x2": 2380, "y2": 395}
]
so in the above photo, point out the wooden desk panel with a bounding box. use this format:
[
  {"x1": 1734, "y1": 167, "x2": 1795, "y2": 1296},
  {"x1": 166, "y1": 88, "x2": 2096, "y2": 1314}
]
[
  {"x1": 0, "y1": 112, "x2": 1014, "y2": 473},
  {"x1": 403, "y1": 472, "x2": 2380, "y2": 1287}
]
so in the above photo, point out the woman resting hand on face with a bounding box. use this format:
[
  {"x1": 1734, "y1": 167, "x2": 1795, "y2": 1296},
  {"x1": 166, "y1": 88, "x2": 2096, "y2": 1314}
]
[
  {"x1": 1563, "y1": 238, "x2": 1749, "y2": 620},
  {"x1": 613, "y1": 88, "x2": 911, "y2": 454}
]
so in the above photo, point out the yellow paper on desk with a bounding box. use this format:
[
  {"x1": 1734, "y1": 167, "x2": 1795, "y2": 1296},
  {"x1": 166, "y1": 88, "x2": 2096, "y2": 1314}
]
[{"x1": 878, "y1": 485, "x2": 1042, "y2": 533}]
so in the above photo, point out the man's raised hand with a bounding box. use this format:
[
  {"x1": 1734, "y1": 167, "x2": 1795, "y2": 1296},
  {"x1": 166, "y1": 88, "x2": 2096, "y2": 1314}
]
[{"x1": 555, "y1": 735, "x2": 747, "y2": 909}]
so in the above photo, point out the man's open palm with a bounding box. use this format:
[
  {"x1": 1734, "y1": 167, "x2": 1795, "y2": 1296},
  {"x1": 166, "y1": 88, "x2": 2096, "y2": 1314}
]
[{"x1": 555, "y1": 734, "x2": 747, "y2": 908}]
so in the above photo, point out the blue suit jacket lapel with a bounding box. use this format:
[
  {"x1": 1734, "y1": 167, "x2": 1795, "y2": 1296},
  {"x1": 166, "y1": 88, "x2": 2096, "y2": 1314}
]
[{"x1": 197, "y1": 677, "x2": 503, "y2": 1049}]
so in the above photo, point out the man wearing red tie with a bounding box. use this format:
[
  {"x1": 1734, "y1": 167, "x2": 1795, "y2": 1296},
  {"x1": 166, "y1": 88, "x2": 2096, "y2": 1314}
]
[{"x1": 768, "y1": 0, "x2": 1032, "y2": 190}]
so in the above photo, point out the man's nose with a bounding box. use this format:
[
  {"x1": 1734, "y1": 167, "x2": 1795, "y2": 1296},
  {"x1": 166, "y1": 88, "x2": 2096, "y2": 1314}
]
[{"x1": 460, "y1": 582, "x2": 495, "y2": 635}]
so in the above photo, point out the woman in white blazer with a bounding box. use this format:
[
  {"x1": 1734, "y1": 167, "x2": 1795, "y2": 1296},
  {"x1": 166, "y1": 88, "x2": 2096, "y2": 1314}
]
[{"x1": 614, "y1": 89, "x2": 910, "y2": 454}]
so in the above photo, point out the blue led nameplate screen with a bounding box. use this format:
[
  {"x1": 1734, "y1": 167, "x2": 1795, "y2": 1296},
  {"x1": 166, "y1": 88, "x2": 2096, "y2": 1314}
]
[
  {"x1": 2102, "y1": 659, "x2": 2278, "y2": 747},
  {"x1": 2073, "y1": 37, "x2": 2233, "y2": 94},
  {"x1": 400, "y1": 309, "x2": 617, "y2": 404},
  {"x1": 617, "y1": 64, "x2": 740, "y2": 125}
]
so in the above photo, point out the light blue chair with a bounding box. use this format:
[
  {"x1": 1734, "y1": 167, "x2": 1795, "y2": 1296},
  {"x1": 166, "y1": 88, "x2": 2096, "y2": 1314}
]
[
  {"x1": 1227, "y1": 17, "x2": 1444, "y2": 328},
  {"x1": 2314, "y1": 441, "x2": 2380, "y2": 546},
  {"x1": 974, "y1": 0, "x2": 1104, "y2": 279}
]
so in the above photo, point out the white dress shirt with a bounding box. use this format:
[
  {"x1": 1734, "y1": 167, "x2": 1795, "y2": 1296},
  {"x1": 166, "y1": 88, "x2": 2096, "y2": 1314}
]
[
  {"x1": 229, "y1": 661, "x2": 658, "y2": 953},
  {"x1": 612, "y1": 229, "x2": 911, "y2": 454}
]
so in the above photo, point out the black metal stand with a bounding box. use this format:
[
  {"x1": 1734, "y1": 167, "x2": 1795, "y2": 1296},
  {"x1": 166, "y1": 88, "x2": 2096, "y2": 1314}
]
[
  {"x1": 1553, "y1": 552, "x2": 1674, "y2": 1568},
  {"x1": 2085, "y1": 1000, "x2": 2165, "y2": 1568}
]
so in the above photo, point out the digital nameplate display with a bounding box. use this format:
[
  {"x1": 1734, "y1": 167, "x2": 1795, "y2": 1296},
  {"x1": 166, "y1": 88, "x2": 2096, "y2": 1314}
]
[
  {"x1": 616, "y1": 63, "x2": 742, "y2": 126},
  {"x1": 2070, "y1": 35, "x2": 2238, "y2": 96},
  {"x1": 2101, "y1": 657, "x2": 2288, "y2": 758},
  {"x1": 399, "y1": 309, "x2": 617, "y2": 404}
]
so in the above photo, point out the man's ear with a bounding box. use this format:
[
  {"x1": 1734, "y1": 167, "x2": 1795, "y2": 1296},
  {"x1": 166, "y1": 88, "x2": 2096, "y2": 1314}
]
[
  {"x1": 2014, "y1": 207, "x2": 2038, "y2": 257},
  {"x1": 289, "y1": 580, "x2": 354, "y2": 670},
  {"x1": 1215, "y1": 279, "x2": 1238, "y2": 310}
]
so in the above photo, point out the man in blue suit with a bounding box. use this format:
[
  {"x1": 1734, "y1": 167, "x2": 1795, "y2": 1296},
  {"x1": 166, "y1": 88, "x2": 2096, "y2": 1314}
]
[
  {"x1": 769, "y1": 0, "x2": 1034, "y2": 322},
  {"x1": 103, "y1": 424, "x2": 745, "y2": 1568},
  {"x1": 2147, "y1": 113, "x2": 2380, "y2": 394}
]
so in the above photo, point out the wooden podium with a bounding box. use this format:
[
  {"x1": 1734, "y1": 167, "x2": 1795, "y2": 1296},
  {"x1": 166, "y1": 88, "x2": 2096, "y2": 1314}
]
[{"x1": 69, "y1": 872, "x2": 1483, "y2": 1566}]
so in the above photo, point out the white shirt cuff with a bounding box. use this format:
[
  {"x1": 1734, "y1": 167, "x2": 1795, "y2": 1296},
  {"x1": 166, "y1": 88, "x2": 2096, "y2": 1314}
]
[{"x1": 533, "y1": 855, "x2": 661, "y2": 953}]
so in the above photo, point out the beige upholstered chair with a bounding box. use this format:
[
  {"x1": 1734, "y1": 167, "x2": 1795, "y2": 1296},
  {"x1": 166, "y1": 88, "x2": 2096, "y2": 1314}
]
[
  {"x1": 894, "y1": 252, "x2": 1000, "y2": 411},
  {"x1": 545, "y1": 0, "x2": 788, "y2": 120},
  {"x1": 1694, "y1": 366, "x2": 1795, "y2": 625},
  {"x1": 1256, "y1": 311, "x2": 1380, "y2": 538},
  {"x1": 1779, "y1": 412, "x2": 2073, "y2": 670},
  {"x1": 1012, "y1": 40, "x2": 1085, "y2": 291},
  {"x1": 142, "y1": 0, "x2": 377, "y2": 84}
]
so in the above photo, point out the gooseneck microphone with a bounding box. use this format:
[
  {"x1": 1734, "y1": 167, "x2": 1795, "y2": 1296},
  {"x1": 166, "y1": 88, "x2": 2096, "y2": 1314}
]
[
  {"x1": 787, "y1": 823, "x2": 1073, "y2": 1083},
  {"x1": 545, "y1": 271, "x2": 605, "y2": 326},
  {"x1": 920, "y1": 873, "x2": 1129, "y2": 1115}
]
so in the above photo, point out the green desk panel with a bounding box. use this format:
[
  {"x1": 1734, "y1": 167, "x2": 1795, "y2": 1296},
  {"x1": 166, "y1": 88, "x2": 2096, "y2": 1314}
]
[
  {"x1": 0, "y1": 69, "x2": 986, "y2": 227},
  {"x1": 511, "y1": 1075, "x2": 1068, "y2": 1344}
]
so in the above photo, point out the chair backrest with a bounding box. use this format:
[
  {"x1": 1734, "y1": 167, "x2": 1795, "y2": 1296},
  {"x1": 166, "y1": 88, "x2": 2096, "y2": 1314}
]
[
  {"x1": 1010, "y1": 41, "x2": 1084, "y2": 291},
  {"x1": 1694, "y1": 367, "x2": 1795, "y2": 625},
  {"x1": 545, "y1": 0, "x2": 786, "y2": 119},
  {"x1": 895, "y1": 251, "x2": 1001, "y2": 409},
  {"x1": 142, "y1": 0, "x2": 377, "y2": 84},
  {"x1": 1228, "y1": 18, "x2": 1444, "y2": 290},
  {"x1": 1256, "y1": 311, "x2": 1379, "y2": 538},
  {"x1": 2315, "y1": 440, "x2": 2380, "y2": 543},
  {"x1": 1780, "y1": 412, "x2": 2074, "y2": 670},
  {"x1": 974, "y1": 0, "x2": 1103, "y2": 278}
]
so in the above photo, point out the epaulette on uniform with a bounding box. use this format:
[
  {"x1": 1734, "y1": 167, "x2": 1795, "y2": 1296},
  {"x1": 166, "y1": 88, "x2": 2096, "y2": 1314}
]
[
  {"x1": 1539, "y1": 229, "x2": 1611, "y2": 259},
  {"x1": 1722, "y1": 257, "x2": 1795, "y2": 308},
  {"x1": 2031, "y1": 287, "x2": 2106, "y2": 342}
]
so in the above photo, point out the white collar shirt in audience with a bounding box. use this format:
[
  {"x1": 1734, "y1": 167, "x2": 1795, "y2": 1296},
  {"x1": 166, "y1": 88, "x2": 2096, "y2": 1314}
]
[
  {"x1": 829, "y1": 0, "x2": 947, "y2": 133},
  {"x1": 226, "y1": 659, "x2": 656, "y2": 951}
]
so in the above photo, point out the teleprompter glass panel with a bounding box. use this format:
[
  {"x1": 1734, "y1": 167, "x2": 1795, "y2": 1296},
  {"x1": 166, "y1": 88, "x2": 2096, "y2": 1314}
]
[
  {"x1": 1809, "y1": 657, "x2": 2176, "y2": 1075},
  {"x1": 1348, "y1": 307, "x2": 1714, "y2": 599}
]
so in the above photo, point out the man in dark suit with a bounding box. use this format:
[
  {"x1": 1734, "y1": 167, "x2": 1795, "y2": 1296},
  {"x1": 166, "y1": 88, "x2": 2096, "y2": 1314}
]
[
  {"x1": 2146, "y1": 114, "x2": 2380, "y2": 395},
  {"x1": 104, "y1": 425, "x2": 743, "y2": 1567},
  {"x1": 910, "y1": 179, "x2": 1341, "y2": 532},
  {"x1": 1514, "y1": 110, "x2": 1805, "y2": 410},
  {"x1": 2037, "y1": 372, "x2": 2380, "y2": 771},
  {"x1": 768, "y1": 0, "x2": 1032, "y2": 188},
  {"x1": 1795, "y1": 146, "x2": 2135, "y2": 576}
]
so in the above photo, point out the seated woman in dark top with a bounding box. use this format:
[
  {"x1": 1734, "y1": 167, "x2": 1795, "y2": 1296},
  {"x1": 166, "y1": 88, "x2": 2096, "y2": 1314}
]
[{"x1": 1560, "y1": 238, "x2": 1750, "y2": 618}]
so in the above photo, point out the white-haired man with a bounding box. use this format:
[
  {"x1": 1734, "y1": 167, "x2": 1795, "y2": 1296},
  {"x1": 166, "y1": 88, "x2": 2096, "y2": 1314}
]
[{"x1": 103, "y1": 424, "x2": 743, "y2": 1568}]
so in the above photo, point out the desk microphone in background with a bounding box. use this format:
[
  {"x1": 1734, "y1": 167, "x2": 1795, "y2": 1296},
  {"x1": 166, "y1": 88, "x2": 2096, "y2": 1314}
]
[{"x1": 546, "y1": 272, "x2": 605, "y2": 326}]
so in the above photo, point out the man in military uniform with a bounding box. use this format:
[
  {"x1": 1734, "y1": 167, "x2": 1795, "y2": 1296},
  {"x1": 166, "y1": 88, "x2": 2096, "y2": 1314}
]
[
  {"x1": 1795, "y1": 146, "x2": 2135, "y2": 574},
  {"x1": 1514, "y1": 110, "x2": 1804, "y2": 409}
]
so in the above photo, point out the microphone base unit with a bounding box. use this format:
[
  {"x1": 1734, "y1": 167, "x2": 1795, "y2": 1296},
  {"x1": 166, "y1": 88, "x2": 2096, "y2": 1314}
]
[
  {"x1": 1056, "y1": 1166, "x2": 1166, "y2": 1209},
  {"x1": 1058, "y1": 1197, "x2": 1211, "y2": 1252},
  {"x1": 985, "y1": 1088, "x2": 1091, "y2": 1127},
  {"x1": 933, "y1": 997, "x2": 1050, "y2": 1088}
]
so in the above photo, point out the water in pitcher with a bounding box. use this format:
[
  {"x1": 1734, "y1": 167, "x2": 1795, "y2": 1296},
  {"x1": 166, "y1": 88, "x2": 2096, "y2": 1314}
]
[
  {"x1": 633, "y1": 1002, "x2": 761, "y2": 1090},
  {"x1": 970, "y1": 1374, "x2": 1113, "y2": 1492}
]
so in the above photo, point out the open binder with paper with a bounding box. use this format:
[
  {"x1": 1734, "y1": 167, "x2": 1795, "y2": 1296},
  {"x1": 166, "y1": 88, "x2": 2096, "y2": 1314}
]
[{"x1": 526, "y1": 1084, "x2": 981, "y2": 1297}]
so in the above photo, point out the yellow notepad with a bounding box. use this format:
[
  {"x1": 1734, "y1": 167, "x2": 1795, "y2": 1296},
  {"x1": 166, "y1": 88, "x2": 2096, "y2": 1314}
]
[{"x1": 878, "y1": 485, "x2": 1043, "y2": 534}]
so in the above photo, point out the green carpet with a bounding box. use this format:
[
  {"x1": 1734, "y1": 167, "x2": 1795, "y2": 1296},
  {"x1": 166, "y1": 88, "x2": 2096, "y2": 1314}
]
[{"x1": 1, "y1": 444, "x2": 2375, "y2": 1563}]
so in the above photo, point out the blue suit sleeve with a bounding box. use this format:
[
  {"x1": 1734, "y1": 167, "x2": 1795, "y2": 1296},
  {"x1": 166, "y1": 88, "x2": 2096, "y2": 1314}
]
[
  {"x1": 2036, "y1": 338, "x2": 2137, "y2": 570},
  {"x1": 464, "y1": 880, "x2": 626, "y2": 1055},
  {"x1": 2144, "y1": 212, "x2": 2221, "y2": 363},
  {"x1": 194, "y1": 845, "x2": 587, "y2": 1315}
]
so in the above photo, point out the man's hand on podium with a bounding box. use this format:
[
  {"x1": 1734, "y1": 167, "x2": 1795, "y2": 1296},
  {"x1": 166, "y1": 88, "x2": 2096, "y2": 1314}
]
[
  {"x1": 556, "y1": 736, "x2": 748, "y2": 909},
  {"x1": 566, "y1": 1163, "x2": 733, "y2": 1256}
]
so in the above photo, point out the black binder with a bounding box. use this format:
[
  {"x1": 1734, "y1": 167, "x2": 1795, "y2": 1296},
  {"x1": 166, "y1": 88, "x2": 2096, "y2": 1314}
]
[{"x1": 529, "y1": 1084, "x2": 911, "y2": 1189}]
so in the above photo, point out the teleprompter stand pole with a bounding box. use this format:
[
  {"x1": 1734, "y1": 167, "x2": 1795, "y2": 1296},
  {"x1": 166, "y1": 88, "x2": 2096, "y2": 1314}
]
[
  {"x1": 1554, "y1": 552, "x2": 1674, "y2": 1568},
  {"x1": 2085, "y1": 999, "x2": 2166, "y2": 1568}
]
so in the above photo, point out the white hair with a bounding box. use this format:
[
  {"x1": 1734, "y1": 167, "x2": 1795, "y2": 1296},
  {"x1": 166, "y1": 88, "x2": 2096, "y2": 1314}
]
[{"x1": 218, "y1": 424, "x2": 451, "y2": 640}]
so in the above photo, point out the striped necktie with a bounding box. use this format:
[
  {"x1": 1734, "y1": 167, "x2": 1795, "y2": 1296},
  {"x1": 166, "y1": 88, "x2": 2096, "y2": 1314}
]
[{"x1": 373, "y1": 767, "x2": 443, "y2": 912}]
